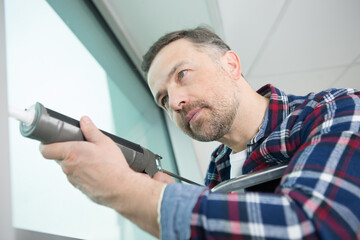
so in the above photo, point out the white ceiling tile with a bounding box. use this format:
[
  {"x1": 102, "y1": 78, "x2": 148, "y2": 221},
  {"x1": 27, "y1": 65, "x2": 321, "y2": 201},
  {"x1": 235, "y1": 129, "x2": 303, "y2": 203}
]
[
  {"x1": 218, "y1": 0, "x2": 285, "y2": 74},
  {"x1": 249, "y1": 0, "x2": 360, "y2": 76},
  {"x1": 332, "y1": 63, "x2": 360, "y2": 90},
  {"x1": 247, "y1": 66, "x2": 344, "y2": 95},
  {"x1": 106, "y1": 0, "x2": 213, "y2": 56}
]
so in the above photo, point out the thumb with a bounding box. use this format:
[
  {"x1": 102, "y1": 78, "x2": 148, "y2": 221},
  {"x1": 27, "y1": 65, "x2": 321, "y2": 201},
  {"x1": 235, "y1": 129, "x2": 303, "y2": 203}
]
[
  {"x1": 80, "y1": 116, "x2": 106, "y2": 144},
  {"x1": 153, "y1": 172, "x2": 176, "y2": 184}
]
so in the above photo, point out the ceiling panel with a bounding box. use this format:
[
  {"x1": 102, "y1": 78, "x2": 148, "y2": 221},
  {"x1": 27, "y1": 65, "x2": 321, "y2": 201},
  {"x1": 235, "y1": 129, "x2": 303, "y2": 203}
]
[
  {"x1": 108, "y1": 0, "x2": 213, "y2": 54},
  {"x1": 249, "y1": 0, "x2": 360, "y2": 76},
  {"x1": 248, "y1": 66, "x2": 344, "y2": 95},
  {"x1": 218, "y1": 0, "x2": 285, "y2": 74},
  {"x1": 95, "y1": 0, "x2": 215, "y2": 72}
]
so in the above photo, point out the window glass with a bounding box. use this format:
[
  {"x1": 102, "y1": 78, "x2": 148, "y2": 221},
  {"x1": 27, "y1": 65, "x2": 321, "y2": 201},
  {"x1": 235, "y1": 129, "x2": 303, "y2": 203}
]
[{"x1": 5, "y1": 0, "x2": 175, "y2": 239}]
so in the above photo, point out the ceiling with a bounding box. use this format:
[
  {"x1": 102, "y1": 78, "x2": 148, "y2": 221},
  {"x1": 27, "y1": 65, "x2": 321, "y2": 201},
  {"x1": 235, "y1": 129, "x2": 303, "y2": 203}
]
[
  {"x1": 94, "y1": 0, "x2": 360, "y2": 176},
  {"x1": 94, "y1": 0, "x2": 360, "y2": 94}
]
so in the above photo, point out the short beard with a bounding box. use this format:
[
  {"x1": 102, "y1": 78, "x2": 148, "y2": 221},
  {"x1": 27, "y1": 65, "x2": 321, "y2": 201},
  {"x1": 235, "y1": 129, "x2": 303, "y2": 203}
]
[{"x1": 180, "y1": 92, "x2": 239, "y2": 142}]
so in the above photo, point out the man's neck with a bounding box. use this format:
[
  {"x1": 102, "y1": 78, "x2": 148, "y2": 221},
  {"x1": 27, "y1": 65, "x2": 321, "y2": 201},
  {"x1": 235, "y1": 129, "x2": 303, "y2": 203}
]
[{"x1": 219, "y1": 83, "x2": 270, "y2": 153}]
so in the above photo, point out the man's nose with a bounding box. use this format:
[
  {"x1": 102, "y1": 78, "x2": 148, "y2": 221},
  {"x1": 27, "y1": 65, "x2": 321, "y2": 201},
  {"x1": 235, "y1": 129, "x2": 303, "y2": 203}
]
[{"x1": 168, "y1": 88, "x2": 188, "y2": 112}]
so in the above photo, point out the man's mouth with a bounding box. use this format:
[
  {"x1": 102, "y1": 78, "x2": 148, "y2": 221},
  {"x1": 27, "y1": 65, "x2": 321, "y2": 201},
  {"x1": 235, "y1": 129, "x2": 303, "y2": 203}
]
[{"x1": 185, "y1": 108, "x2": 202, "y2": 126}]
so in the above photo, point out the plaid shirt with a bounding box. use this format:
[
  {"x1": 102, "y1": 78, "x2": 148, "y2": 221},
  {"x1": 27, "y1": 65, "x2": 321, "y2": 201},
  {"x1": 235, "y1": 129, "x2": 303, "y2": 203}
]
[{"x1": 160, "y1": 84, "x2": 360, "y2": 239}]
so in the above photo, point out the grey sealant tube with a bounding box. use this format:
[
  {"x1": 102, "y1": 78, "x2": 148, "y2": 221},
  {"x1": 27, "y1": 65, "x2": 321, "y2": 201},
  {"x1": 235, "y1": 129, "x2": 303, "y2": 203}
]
[{"x1": 9, "y1": 102, "x2": 162, "y2": 177}]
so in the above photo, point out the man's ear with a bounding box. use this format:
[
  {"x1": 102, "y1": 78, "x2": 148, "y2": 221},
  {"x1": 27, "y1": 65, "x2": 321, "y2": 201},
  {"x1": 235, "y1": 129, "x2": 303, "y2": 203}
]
[{"x1": 223, "y1": 51, "x2": 242, "y2": 80}]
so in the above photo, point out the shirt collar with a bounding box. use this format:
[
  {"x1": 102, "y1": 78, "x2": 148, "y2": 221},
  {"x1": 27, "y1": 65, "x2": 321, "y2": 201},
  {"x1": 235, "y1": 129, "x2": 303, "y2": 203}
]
[
  {"x1": 249, "y1": 84, "x2": 290, "y2": 144},
  {"x1": 214, "y1": 84, "x2": 290, "y2": 159}
]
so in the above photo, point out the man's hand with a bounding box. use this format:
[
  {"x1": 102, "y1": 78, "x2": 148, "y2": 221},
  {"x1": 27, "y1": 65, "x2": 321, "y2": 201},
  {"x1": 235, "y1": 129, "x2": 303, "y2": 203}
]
[
  {"x1": 40, "y1": 116, "x2": 132, "y2": 207},
  {"x1": 40, "y1": 116, "x2": 165, "y2": 237}
]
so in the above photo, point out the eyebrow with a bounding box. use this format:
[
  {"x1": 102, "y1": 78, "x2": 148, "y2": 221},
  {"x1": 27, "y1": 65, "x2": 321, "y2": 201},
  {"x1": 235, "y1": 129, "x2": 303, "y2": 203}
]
[
  {"x1": 167, "y1": 61, "x2": 186, "y2": 81},
  {"x1": 154, "y1": 61, "x2": 188, "y2": 105}
]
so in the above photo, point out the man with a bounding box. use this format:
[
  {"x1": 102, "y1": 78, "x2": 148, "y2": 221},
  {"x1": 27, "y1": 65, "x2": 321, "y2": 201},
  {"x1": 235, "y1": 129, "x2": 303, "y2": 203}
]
[{"x1": 41, "y1": 27, "x2": 360, "y2": 239}]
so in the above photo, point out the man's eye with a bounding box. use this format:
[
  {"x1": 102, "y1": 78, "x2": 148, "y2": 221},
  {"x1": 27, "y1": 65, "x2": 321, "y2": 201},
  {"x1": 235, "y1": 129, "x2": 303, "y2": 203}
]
[
  {"x1": 178, "y1": 70, "x2": 187, "y2": 80},
  {"x1": 161, "y1": 96, "x2": 169, "y2": 108}
]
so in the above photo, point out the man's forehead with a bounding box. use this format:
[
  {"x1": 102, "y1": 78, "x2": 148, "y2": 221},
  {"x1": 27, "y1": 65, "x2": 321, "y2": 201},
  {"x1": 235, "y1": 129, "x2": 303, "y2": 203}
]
[
  {"x1": 149, "y1": 39, "x2": 194, "y2": 70},
  {"x1": 147, "y1": 39, "x2": 193, "y2": 88}
]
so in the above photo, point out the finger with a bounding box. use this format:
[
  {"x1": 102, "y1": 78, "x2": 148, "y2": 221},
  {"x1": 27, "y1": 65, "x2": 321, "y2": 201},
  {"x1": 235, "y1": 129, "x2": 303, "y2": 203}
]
[
  {"x1": 153, "y1": 172, "x2": 176, "y2": 184},
  {"x1": 40, "y1": 142, "x2": 79, "y2": 161},
  {"x1": 40, "y1": 142, "x2": 65, "y2": 160},
  {"x1": 79, "y1": 116, "x2": 107, "y2": 144}
]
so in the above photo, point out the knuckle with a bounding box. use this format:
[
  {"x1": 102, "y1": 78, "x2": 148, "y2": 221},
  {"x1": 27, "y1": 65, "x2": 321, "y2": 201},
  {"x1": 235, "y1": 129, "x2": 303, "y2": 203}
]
[
  {"x1": 64, "y1": 148, "x2": 78, "y2": 163},
  {"x1": 61, "y1": 150, "x2": 78, "y2": 176}
]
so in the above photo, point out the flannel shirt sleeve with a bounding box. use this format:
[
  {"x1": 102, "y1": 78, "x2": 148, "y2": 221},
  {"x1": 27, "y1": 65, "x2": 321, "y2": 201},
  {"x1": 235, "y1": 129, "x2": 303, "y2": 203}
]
[
  {"x1": 160, "y1": 89, "x2": 360, "y2": 239},
  {"x1": 160, "y1": 183, "x2": 207, "y2": 239}
]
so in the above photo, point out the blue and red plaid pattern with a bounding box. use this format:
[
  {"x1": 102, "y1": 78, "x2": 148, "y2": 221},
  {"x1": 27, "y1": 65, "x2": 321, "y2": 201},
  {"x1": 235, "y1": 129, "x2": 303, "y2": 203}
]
[{"x1": 192, "y1": 84, "x2": 360, "y2": 239}]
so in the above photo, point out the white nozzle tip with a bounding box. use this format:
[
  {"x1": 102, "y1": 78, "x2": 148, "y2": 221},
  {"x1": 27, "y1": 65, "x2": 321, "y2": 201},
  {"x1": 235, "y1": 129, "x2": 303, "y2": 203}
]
[{"x1": 8, "y1": 106, "x2": 36, "y2": 126}]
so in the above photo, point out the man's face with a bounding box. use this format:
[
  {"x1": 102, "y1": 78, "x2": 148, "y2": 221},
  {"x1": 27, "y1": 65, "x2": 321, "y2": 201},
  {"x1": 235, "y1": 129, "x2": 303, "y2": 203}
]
[{"x1": 147, "y1": 39, "x2": 240, "y2": 142}]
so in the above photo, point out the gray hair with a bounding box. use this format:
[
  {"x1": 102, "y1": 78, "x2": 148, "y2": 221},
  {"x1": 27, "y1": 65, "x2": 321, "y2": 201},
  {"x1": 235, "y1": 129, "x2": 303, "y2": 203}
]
[{"x1": 141, "y1": 27, "x2": 231, "y2": 73}]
